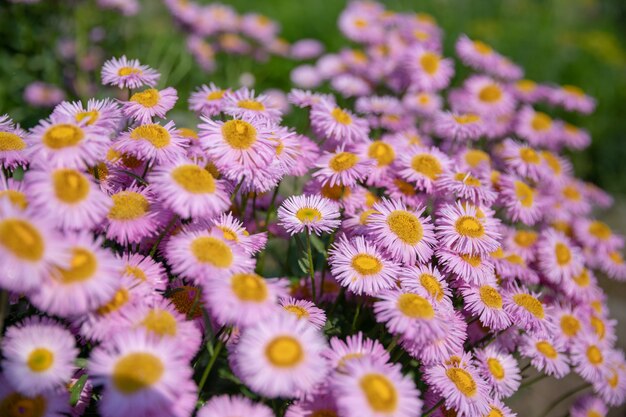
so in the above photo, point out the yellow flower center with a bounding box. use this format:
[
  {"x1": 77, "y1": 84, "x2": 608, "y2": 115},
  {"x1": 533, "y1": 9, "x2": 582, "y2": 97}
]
[
  {"x1": 113, "y1": 352, "x2": 164, "y2": 394},
  {"x1": 75, "y1": 110, "x2": 99, "y2": 125},
  {"x1": 359, "y1": 209, "x2": 376, "y2": 225},
  {"x1": 411, "y1": 154, "x2": 442, "y2": 180},
  {"x1": 221, "y1": 120, "x2": 257, "y2": 150},
  {"x1": 531, "y1": 112, "x2": 552, "y2": 131},
  {"x1": 446, "y1": 367, "x2": 477, "y2": 397},
  {"x1": 420, "y1": 52, "x2": 440, "y2": 75},
  {"x1": 142, "y1": 309, "x2": 177, "y2": 336},
  {"x1": 607, "y1": 369, "x2": 619, "y2": 388},
  {"x1": 536, "y1": 341, "x2": 558, "y2": 359},
  {"x1": 57, "y1": 247, "x2": 97, "y2": 283},
  {"x1": 320, "y1": 184, "x2": 350, "y2": 200},
  {"x1": 512, "y1": 293, "x2": 544, "y2": 319},
  {"x1": 586, "y1": 345, "x2": 603, "y2": 365},
  {"x1": 52, "y1": 169, "x2": 90, "y2": 204},
  {"x1": 354, "y1": 18, "x2": 368, "y2": 28},
  {"x1": 118, "y1": 67, "x2": 142, "y2": 76},
  {"x1": 27, "y1": 348, "x2": 55, "y2": 372},
  {"x1": 171, "y1": 165, "x2": 216, "y2": 194},
  {"x1": 207, "y1": 90, "x2": 225, "y2": 100},
  {"x1": 125, "y1": 265, "x2": 147, "y2": 282},
  {"x1": 514, "y1": 181, "x2": 535, "y2": 207},
  {"x1": 393, "y1": 179, "x2": 416, "y2": 196},
  {"x1": 351, "y1": 254, "x2": 383, "y2": 275},
  {"x1": 562, "y1": 185, "x2": 581, "y2": 201},
  {"x1": 331, "y1": 108, "x2": 352, "y2": 125},
  {"x1": 97, "y1": 288, "x2": 130, "y2": 315},
  {"x1": 473, "y1": 40, "x2": 493, "y2": 55},
  {"x1": 329, "y1": 152, "x2": 358, "y2": 172},
  {"x1": 487, "y1": 358, "x2": 505, "y2": 380},
  {"x1": 555, "y1": 242, "x2": 571, "y2": 266},
  {"x1": 42, "y1": 124, "x2": 84, "y2": 149},
  {"x1": 541, "y1": 151, "x2": 561, "y2": 174},
  {"x1": 397, "y1": 293, "x2": 434, "y2": 319},
  {"x1": 387, "y1": 210, "x2": 423, "y2": 245},
  {"x1": 0, "y1": 132, "x2": 26, "y2": 151},
  {"x1": 284, "y1": 304, "x2": 309, "y2": 319},
  {"x1": 609, "y1": 251, "x2": 624, "y2": 265},
  {"x1": 454, "y1": 173, "x2": 481, "y2": 187},
  {"x1": 479, "y1": 285, "x2": 503, "y2": 309},
  {"x1": 573, "y1": 268, "x2": 590, "y2": 287},
  {"x1": 0, "y1": 219, "x2": 44, "y2": 261},
  {"x1": 360, "y1": 373, "x2": 398, "y2": 412},
  {"x1": 455, "y1": 215, "x2": 485, "y2": 238},
  {"x1": 516, "y1": 79, "x2": 536, "y2": 92},
  {"x1": 514, "y1": 230, "x2": 537, "y2": 247},
  {"x1": 591, "y1": 315, "x2": 606, "y2": 340},
  {"x1": 130, "y1": 124, "x2": 171, "y2": 149},
  {"x1": 368, "y1": 142, "x2": 395, "y2": 167},
  {"x1": 560, "y1": 315, "x2": 581, "y2": 337},
  {"x1": 0, "y1": 392, "x2": 47, "y2": 417},
  {"x1": 453, "y1": 114, "x2": 480, "y2": 124},
  {"x1": 0, "y1": 190, "x2": 28, "y2": 210},
  {"x1": 237, "y1": 100, "x2": 265, "y2": 111},
  {"x1": 519, "y1": 147, "x2": 540, "y2": 164},
  {"x1": 420, "y1": 273, "x2": 443, "y2": 301},
  {"x1": 487, "y1": 406, "x2": 505, "y2": 417},
  {"x1": 296, "y1": 207, "x2": 322, "y2": 223},
  {"x1": 563, "y1": 85, "x2": 585, "y2": 96},
  {"x1": 464, "y1": 149, "x2": 490, "y2": 167},
  {"x1": 265, "y1": 336, "x2": 303, "y2": 368},
  {"x1": 108, "y1": 192, "x2": 149, "y2": 220},
  {"x1": 169, "y1": 286, "x2": 202, "y2": 319},
  {"x1": 231, "y1": 273, "x2": 268, "y2": 302},
  {"x1": 190, "y1": 237, "x2": 233, "y2": 267},
  {"x1": 588, "y1": 221, "x2": 611, "y2": 240},
  {"x1": 478, "y1": 85, "x2": 502, "y2": 103}
]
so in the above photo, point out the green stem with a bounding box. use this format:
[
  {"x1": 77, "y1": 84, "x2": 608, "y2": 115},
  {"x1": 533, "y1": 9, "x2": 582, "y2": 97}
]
[
  {"x1": 319, "y1": 230, "x2": 337, "y2": 299},
  {"x1": 305, "y1": 231, "x2": 316, "y2": 303},
  {"x1": 351, "y1": 302, "x2": 361, "y2": 332},
  {"x1": 140, "y1": 159, "x2": 152, "y2": 180},
  {"x1": 119, "y1": 170, "x2": 149, "y2": 186},
  {"x1": 230, "y1": 178, "x2": 244, "y2": 203},
  {"x1": 520, "y1": 373, "x2": 548, "y2": 389},
  {"x1": 149, "y1": 215, "x2": 179, "y2": 257},
  {"x1": 387, "y1": 334, "x2": 400, "y2": 353},
  {"x1": 538, "y1": 383, "x2": 590, "y2": 417},
  {"x1": 422, "y1": 399, "x2": 444, "y2": 417},
  {"x1": 263, "y1": 184, "x2": 280, "y2": 231},
  {"x1": 198, "y1": 339, "x2": 224, "y2": 392}
]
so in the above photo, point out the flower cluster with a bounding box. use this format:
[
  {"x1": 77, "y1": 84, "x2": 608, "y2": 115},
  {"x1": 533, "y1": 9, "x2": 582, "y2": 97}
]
[{"x1": 0, "y1": 2, "x2": 624, "y2": 417}]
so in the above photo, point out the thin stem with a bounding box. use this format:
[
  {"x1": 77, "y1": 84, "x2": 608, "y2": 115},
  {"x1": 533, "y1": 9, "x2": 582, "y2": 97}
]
[
  {"x1": 140, "y1": 159, "x2": 151, "y2": 180},
  {"x1": 149, "y1": 215, "x2": 179, "y2": 257},
  {"x1": 422, "y1": 399, "x2": 444, "y2": 417},
  {"x1": 520, "y1": 372, "x2": 548, "y2": 389},
  {"x1": 198, "y1": 338, "x2": 224, "y2": 392},
  {"x1": 230, "y1": 177, "x2": 244, "y2": 203},
  {"x1": 538, "y1": 383, "x2": 590, "y2": 417},
  {"x1": 351, "y1": 302, "x2": 361, "y2": 332},
  {"x1": 520, "y1": 362, "x2": 532, "y2": 374},
  {"x1": 263, "y1": 184, "x2": 280, "y2": 231},
  {"x1": 119, "y1": 170, "x2": 149, "y2": 186},
  {"x1": 305, "y1": 231, "x2": 317, "y2": 303},
  {"x1": 386, "y1": 334, "x2": 400, "y2": 353},
  {"x1": 319, "y1": 230, "x2": 337, "y2": 299},
  {"x1": 187, "y1": 290, "x2": 201, "y2": 320}
]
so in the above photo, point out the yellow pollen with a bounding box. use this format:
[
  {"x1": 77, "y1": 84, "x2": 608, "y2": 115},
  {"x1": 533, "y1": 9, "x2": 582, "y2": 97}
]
[
  {"x1": 562, "y1": 185, "x2": 581, "y2": 201},
  {"x1": 487, "y1": 358, "x2": 505, "y2": 380},
  {"x1": 478, "y1": 85, "x2": 502, "y2": 103},
  {"x1": 411, "y1": 153, "x2": 442, "y2": 180},
  {"x1": 190, "y1": 237, "x2": 233, "y2": 267},
  {"x1": 207, "y1": 90, "x2": 225, "y2": 100},
  {"x1": 108, "y1": 192, "x2": 149, "y2": 220},
  {"x1": 455, "y1": 215, "x2": 485, "y2": 238},
  {"x1": 97, "y1": 288, "x2": 129, "y2": 315},
  {"x1": 296, "y1": 207, "x2": 322, "y2": 223},
  {"x1": 284, "y1": 304, "x2": 309, "y2": 319},
  {"x1": 0, "y1": 190, "x2": 28, "y2": 210},
  {"x1": 514, "y1": 230, "x2": 537, "y2": 247},
  {"x1": 512, "y1": 293, "x2": 544, "y2": 319},
  {"x1": 454, "y1": 173, "x2": 481, "y2": 187},
  {"x1": 516, "y1": 79, "x2": 537, "y2": 92},
  {"x1": 27, "y1": 348, "x2": 55, "y2": 372},
  {"x1": 562, "y1": 85, "x2": 585, "y2": 96},
  {"x1": 465, "y1": 149, "x2": 490, "y2": 167},
  {"x1": 393, "y1": 179, "x2": 416, "y2": 196},
  {"x1": 397, "y1": 293, "x2": 434, "y2": 319},
  {"x1": 514, "y1": 180, "x2": 535, "y2": 207},
  {"x1": 130, "y1": 124, "x2": 171, "y2": 149},
  {"x1": 387, "y1": 210, "x2": 423, "y2": 245},
  {"x1": 329, "y1": 152, "x2": 358, "y2": 172},
  {"x1": 75, "y1": 110, "x2": 99, "y2": 125},
  {"x1": 218, "y1": 226, "x2": 238, "y2": 242},
  {"x1": 588, "y1": 221, "x2": 611, "y2": 240},
  {"x1": 58, "y1": 247, "x2": 97, "y2": 283},
  {"x1": 354, "y1": 18, "x2": 368, "y2": 28},
  {"x1": 487, "y1": 406, "x2": 505, "y2": 417},
  {"x1": 118, "y1": 66, "x2": 142, "y2": 76},
  {"x1": 169, "y1": 286, "x2": 202, "y2": 318},
  {"x1": 473, "y1": 40, "x2": 493, "y2": 55},
  {"x1": 420, "y1": 274, "x2": 443, "y2": 301},
  {"x1": 453, "y1": 114, "x2": 480, "y2": 124},
  {"x1": 555, "y1": 242, "x2": 571, "y2": 266},
  {"x1": 171, "y1": 165, "x2": 216, "y2": 194},
  {"x1": 0, "y1": 131, "x2": 26, "y2": 151},
  {"x1": 479, "y1": 285, "x2": 503, "y2": 309},
  {"x1": 0, "y1": 219, "x2": 44, "y2": 261},
  {"x1": 0, "y1": 392, "x2": 47, "y2": 417},
  {"x1": 351, "y1": 254, "x2": 383, "y2": 275},
  {"x1": 321, "y1": 184, "x2": 350, "y2": 200},
  {"x1": 519, "y1": 147, "x2": 540, "y2": 164},
  {"x1": 42, "y1": 124, "x2": 84, "y2": 149},
  {"x1": 531, "y1": 112, "x2": 552, "y2": 131},
  {"x1": 365, "y1": 191, "x2": 378, "y2": 207},
  {"x1": 331, "y1": 108, "x2": 352, "y2": 125},
  {"x1": 359, "y1": 209, "x2": 376, "y2": 225},
  {"x1": 142, "y1": 309, "x2": 177, "y2": 336},
  {"x1": 125, "y1": 265, "x2": 147, "y2": 282},
  {"x1": 491, "y1": 247, "x2": 505, "y2": 259},
  {"x1": 541, "y1": 151, "x2": 562, "y2": 174},
  {"x1": 265, "y1": 336, "x2": 303, "y2": 367},
  {"x1": 590, "y1": 316, "x2": 606, "y2": 340},
  {"x1": 130, "y1": 89, "x2": 160, "y2": 107},
  {"x1": 446, "y1": 367, "x2": 477, "y2": 397},
  {"x1": 237, "y1": 99, "x2": 265, "y2": 111},
  {"x1": 113, "y1": 352, "x2": 164, "y2": 394},
  {"x1": 461, "y1": 253, "x2": 482, "y2": 267},
  {"x1": 359, "y1": 374, "x2": 398, "y2": 412},
  {"x1": 536, "y1": 341, "x2": 558, "y2": 359},
  {"x1": 609, "y1": 251, "x2": 624, "y2": 265},
  {"x1": 368, "y1": 141, "x2": 395, "y2": 166},
  {"x1": 506, "y1": 254, "x2": 525, "y2": 265},
  {"x1": 52, "y1": 169, "x2": 90, "y2": 204},
  {"x1": 573, "y1": 268, "x2": 590, "y2": 287},
  {"x1": 231, "y1": 273, "x2": 268, "y2": 302},
  {"x1": 560, "y1": 315, "x2": 581, "y2": 337},
  {"x1": 221, "y1": 120, "x2": 257, "y2": 150},
  {"x1": 607, "y1": 369, "x2": 619, "y2": 388},
  {"x1": 420, "y1": 52, "x2": 440, "y2": 75},
  {"x1": 587, "y1": 345, "x2": 603, "y2": 365}
]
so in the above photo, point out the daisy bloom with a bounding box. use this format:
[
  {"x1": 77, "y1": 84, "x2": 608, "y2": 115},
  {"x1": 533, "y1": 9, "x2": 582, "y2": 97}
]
[
  {"x1": 498, "y1": 174, "x2": 544, "y2": 225},
  {"x1": 481, "y1": 400, "x2": 516, "y2": 417},
  {"x1": 520, "y1": 333, "x2": 570, "y2": 378},
  {"x1": 104, "y1": 185, "x2": 164, "y2": 245},
  {"x1": 120, "y1": 252, "x2": 168, "y2": 293},
  {"x1": 0, "y1": 178, "x2": 28, "y2": 211},
  {"x1": 455, "y1": 35, "x2": 499, "y2": 70},
  {"x1": 573, "y1": 218, "x2": 623, "y2": 253},
  {"x1": 277, "y1": 194, "x2": 341, "y2": 236},
  {"x1": 211, "y1": 212, "x2": 268, "y2": 255},
  {"x1": 285, "y1": 389, "x2": 338, "y2": 417},
  {"x1": 599, "y1": 248, "x2": 626, "y2": 280},
  {"x1": 551, "y1": 84, "x2": 596, "y2": 114},
  {"x1": 396, "y1": 145, "x2": 451, "y2": 193},
  {"x1": 310, "y1": 99, "x2": 370, "y2": 145},
  {"x1": 328, "y1": 235, "x2": 401, "y2": 296},
  {"x1": 436, "y1": 248, "x2": 496, "y2": 286},
  {"x1": 435, "y1": 201, "x2": 500, "y2": 255},
  {"x1": 166, "y1": 228, "x2": 255, "y2": 284},
  {"x1": 536, "y1": 229, "x2": 583, "y2": 284},
  {"x1": 1, "y1": 317, "x2": 78, "y2": 396},
  {"x1": 405, "y1": 48, "x2": 454, "y2": 92},
  {"x1": 26, "y1": 166, "x2": 112, "y2": 230},
  {"x1": 332, "y1": 358, "x2": 423, "y2": 417},
  {"x1": 460, "y1": 284, "x2": 511, "y2": 331},
  {"x1": 436, "y1": 171, "x2": 497, "y2": 205},
  {"x1": 279, "y1": 297, "x2": 327, "y2": 330},
  {"x1": 204, "y1": 272, "x2": 288, "y2": 327},
  {"x1": 434, "y1": 111, "x2": 484, "y2": 142},
  {"x1": 89, "y1": 329, "x2": 196, "y2": 417},
  {"x1": 515, "y1": 106, "x2": 560, "y2": 147},
  {"x1": 399, "y1": 263, "x2": 451, "y2": 305},
  {"x1": 101, "y1": 56, "x2": 160, "y2": 89},
  {"x1": 464, "y1": 75, "x2": 515, "y2": 116},
  {"x1": 222, "y1": 88, "x2": 282, "y2": 122},
  {"x1": 499, "y1": 138, "x2": 545, "y2": 181},
  {"x1": 313, "y1": 147, "x2": 372, "y2": 187},
  {"x1": 502, "y1": 285, "x2": 554, "y2": 335},
  {"x1": 0, "y1": 115, "x2": 28, "y2": 169},
  {"x1": 198, "y1": 395, "x2": 274, "y2": 417},
  {"x1": 189, "y1": 83, "x2": 228, "y2": 116},
  {"x1": 115, "y1": 121, "x2": 186, "y2": 164},
  {"x1": 424, "y1": 353, "x2": 491, "y2": 417},
  {"x1": 561, "y1": 123, "x2": 592, "y2": 150},
  {"x1": 570, "y1": 395, "x2": 609, "y2": 417},
  {"x1": 367, "y1": 198, "x2": 437, "y2": 265},
  {"x1": 52, "y1": 98, "x2": 122, "y2": 134},
  {"x1": 323, "y1": 332, "x2": 390, "y2": 371},
  {"x1": 0, "y1": 373, "x2": 70, "y2": 417},
  {"x1": 233, "y1": 312, "x2": 328, "y2": 398},
  {"x1": 474, "y1": 346, "x2": 521, "y2": 399},
  {"x1": 594, "y1": 355, "x2": 626, "y2": 406},
  {"x1": 122, "y1": 87, "x2": 178, "y2": 123},
  {"x1": 570, "y1": 333, "x2": 611, "y2": 383}
]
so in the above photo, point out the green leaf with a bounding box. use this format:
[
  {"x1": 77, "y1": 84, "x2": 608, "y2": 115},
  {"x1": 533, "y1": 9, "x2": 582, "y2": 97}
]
[
  {"x1": 70, "y1": 374, "x2": 88, "y2": 406},
  {"x1": 309, "y1": 234, "x2": 326, "y2": 254},
  {"x1": 297, "y1": 257, "x2": 309, "y2": 274}
]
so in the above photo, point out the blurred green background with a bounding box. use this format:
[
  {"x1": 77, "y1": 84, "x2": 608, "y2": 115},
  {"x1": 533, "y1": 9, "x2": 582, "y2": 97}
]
[{"x1": 1, "y1": 0, "x2": 626, "y2": 196}]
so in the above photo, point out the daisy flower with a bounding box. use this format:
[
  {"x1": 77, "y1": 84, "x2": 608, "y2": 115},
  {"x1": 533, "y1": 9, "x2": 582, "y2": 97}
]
[
  {"x1": 499, "y1": 138, "x2": 545, "y2": 181},
  {"x1": 104, "y1": 185, "x2": 164, "y2": 245},
  {"x1": 279, "y1": 297, "x2": 327, "y2": 329},
  {"x1": 0, "y1": 178, "x2": 28, "y2": 211},
  {"x1": 599, "y1": 249, "x2": 626, "y2": 280},
  {"x1": 396, "y1": 145, "x2": 451, "y2": 193},
  {"x1": 204, "y1": 272, "x2": 288, "y2": 328},
  {"x1": 570, "y1": 395, "x2": 609, "y2": 417},
  {"x1": 26, "y1": 166, "x2": 112, "y2": 230},
  {"x1": 399, "y1": 263, "x2": 451, "y2": 305},
  {"x1": 198, "y1": 395, "x2": 274, "y2": 417},
  {"x1": 570, "y1": 333, "x2": 610, "y2": 383},
  {"x1": 211, "y1": 212, "x2": 268, "y2": 255},
  {"x1": 115, "y1": 121, "x2": 186, "y2": 164},
  {"x1": 424, "y1": 353, "x2": 491, "y2": 417},
  {"x1": 313, "y1": 147, "x2": 372, "y2": 187},
  {"x1": 405, "y1": 48, "x2": 454, "y2": 92},
  {"x1": 502, "y1": 285, "x2": 554, "y2": 335},
  {"x1": 356, "y1": 139, "x2": 397, "y2": 185},
  {"x1": 0, "y1": 115, "x2": 28, "y2": 169},
  {"x1": 455, "y1": 35, "x2": 499, "y2": 70},
  {"x1": 1, "y1": 317, "x2": 78, "y2": 396},
  {"x1": 332, "y1": 358, "x2": 423, "y2": 417},
  {"x1": 573, "y1": 218, "x2": 623, "y2": 253},
  {"x1": 89, "y1": 329, "x2": 196, "y2": 417},
  {"x1": 233, "y1": 312, "x2": 328, "y2": 398},
  {"x1": 498, "y1": 174, "x2": 544, "y2": 225},
  {"x1": 436, "y1": 171, "x2": 497, "y2": 205},
  {"x1": 434, "y1": 111, "x2": 484, "y2": 142},
  {"x1": 520, "y1": 333, "x2": 570, "y2": 378},
  {"x1": 536, "y1": 229, "x2": 583, "y2": 284},
  {"x1": 222, "y1": 88, "x2": 282, "y2": 122},
  {"x1": 593, "y1": 355, "x2": 626, "y2": 406},
  {"x1": 0, "y1": 373, "x2": 70, "y2": 417},
  {"x1": 515, "y1": 106, "x2": 560, "y2": 147},
  {"x1": 0, "y1": 202, "x2": 67, "y2": 293},
  {"x1": 435, "y1": 201, "x2": 500, "y2": 255},
  {"x1": 402, "y1": 91, "x2": 443, "y2": 116},
  {"x1": 189, "y1": 83, "x2": 228, "y2": 116},
  {"x1": 436, "y1": 248, "x2": 496, "y2": 286},
  {"x1": 328, "y1": 235, "x2": 401, "y2": 296},
  {"x1": 551, "y1": 84, "x2": 596, "y2": 114},
  {"x1": 561, "y1": 123, "x2": 591, "y2": 150},
  {"x1": 101, "y1": 55, "x2": 160, "y2": 89},
  {"x1": 285, "y1": 389, "x2": 338, "y2": 417},
  {"x1": 52, "y1": 98, "x2": 122, "y2": 134},
  {"x1": 367, "y1": 198, "x2": 437, "y2": 265},
  {"x1": 323, "y1": 332, "x2": 390, "y2": 371},
  {"x1": 463, "y1": 75, "x2": 515, "y2": 116},
  {"x1": 460, "y1": 284, "x2": 511, "y2": 331},
  {"x1": 149, "y1": 157, "x2": 229, "y2": 220},
  {"x1": 29, "y1": 232, "x2": 121, "y2": 317},
  {"x1": 277, "y1": 194, "x2": 341, "y2": 236},
  {"x1": 120, "y1": 252, "x2": 168, "y2": 293},
  {"x1": 122, "y1": 87, "x2": 178, "y2": 123},
  {"x1": 310, "y1": 99, "x2": 370, "y2": 145},
  {"x1": 482, "y1": 400, "x2": 516, "y2": 417},
  {"x1": 166, "y1": 228, "x2": 255, "y2": 284},
  {"x1": 474, "y1": 346, "x2": 521, "y2": 399}
]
